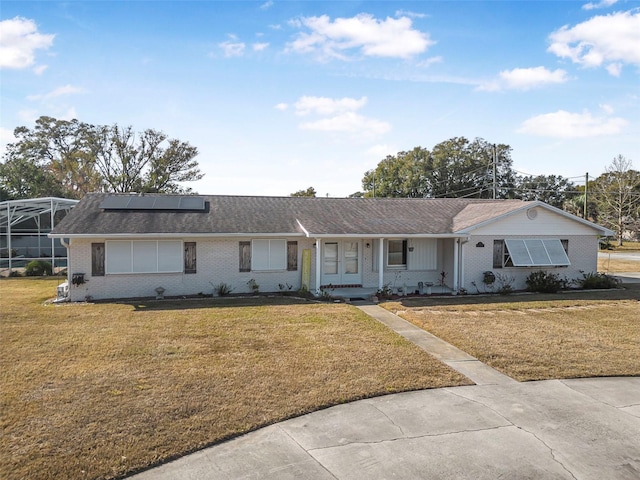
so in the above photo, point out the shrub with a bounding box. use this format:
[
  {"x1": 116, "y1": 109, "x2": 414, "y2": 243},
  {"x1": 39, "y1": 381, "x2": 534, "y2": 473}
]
[
  {"x1": 495, "y1": 272, "x2": 516, "y2": 294},
  {"x1": 212, "y1": 282, "x2": 233, "y2": 296},
  {"x1": 24, "y1": 260, "x2": 53, "y2": 276},
  {"x1": 525, "y1": 270, "x2": 567, "y2": 293},
  {"x1": 577, "y1": 272, "x2": 621, "y2": 289}
]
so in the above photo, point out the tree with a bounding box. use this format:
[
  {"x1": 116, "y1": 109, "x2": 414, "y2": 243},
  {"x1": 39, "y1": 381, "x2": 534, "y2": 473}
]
[
  {"x1": 0, "y1": 116, "x2": 101, "y2": 199},
  {"x1": 290, "y1": 186, "x2": 317, "y2": 197},
  {"x1": 593, "y1": 155, "x2": 640, "y2": 245},
  {"x1": 90, "y1": 125, "x2": 202, "y2": 194},
  {"x1": 361, "y1": 137, "x2": 517, "y2": 199},
  {"x1": 0, "y1": 116, "x2": 204, "y2": 199},
  {"x1": 513, "y1": 174, "x2": 577, "y2": 208}
]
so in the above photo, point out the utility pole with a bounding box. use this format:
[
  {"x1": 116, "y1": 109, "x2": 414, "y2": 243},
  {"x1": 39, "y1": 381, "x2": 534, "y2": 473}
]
[
  {"x1": 492, "y1": 144, "x2": 497, "y2": 199},
  {"x1": 584, "y1": 172, "x2": 588, "y2": 219}
]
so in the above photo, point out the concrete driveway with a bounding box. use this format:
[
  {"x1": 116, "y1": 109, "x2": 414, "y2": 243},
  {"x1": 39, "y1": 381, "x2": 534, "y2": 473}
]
[{"x1": 130, "y1": 377, "x2": 640, "y2": 479}]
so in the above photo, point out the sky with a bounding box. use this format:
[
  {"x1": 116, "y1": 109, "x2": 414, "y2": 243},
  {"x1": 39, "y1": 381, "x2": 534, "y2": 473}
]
[{"x1": 1, "y1": 0, "x2": 639, "y2": 197}]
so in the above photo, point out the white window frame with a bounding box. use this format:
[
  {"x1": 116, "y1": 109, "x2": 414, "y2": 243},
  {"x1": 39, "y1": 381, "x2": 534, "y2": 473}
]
[
  {"x1": 251, "y1": 239, "x2": 287, "y2": 271},
  {"x1": 105, "y1": 240, "x2": 183, "y2": 274}
]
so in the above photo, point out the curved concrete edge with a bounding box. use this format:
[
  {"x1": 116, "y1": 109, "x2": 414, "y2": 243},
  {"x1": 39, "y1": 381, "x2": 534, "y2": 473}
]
[{"x1": 129, "y1": 377, "x2": 640, "y2": 480}]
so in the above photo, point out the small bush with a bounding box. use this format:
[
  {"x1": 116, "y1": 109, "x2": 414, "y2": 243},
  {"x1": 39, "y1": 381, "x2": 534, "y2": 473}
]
[
  {"x1": 24, "y1": 260, "x2": 53, "y2": 276},
  {"x1": 212, "y1": 282, "x2": 233, "y2": 296},
  {"x1": 525, "y1": 270, "x2": 567, "y2": 293},
  {"x1": 495, "y1": 272, "x2": 516, "y2": 294},
  {"x1": 577, "y1": 272, "x2": 621, "y2": 289}
]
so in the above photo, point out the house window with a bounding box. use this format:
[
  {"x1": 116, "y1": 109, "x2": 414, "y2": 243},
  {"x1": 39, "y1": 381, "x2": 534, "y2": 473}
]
[
  {"x1": 91, "y1": 243, "x2": 105, "y2": 276},
  {"x1": 184, "y1": 242, "x2": 196, "y2": 274},
  {"x1": 105, "y1": 240, "x2": 183, "y2": 274},
  {"x1": 493, "y1": 239, "x2": 570, "y2": 268},
  {"x1": 251, "y1": 239, "x2": 287, "y2": 271},
  {"x1": 387, "y1": 240, "x2": 407, "y2": 267}
]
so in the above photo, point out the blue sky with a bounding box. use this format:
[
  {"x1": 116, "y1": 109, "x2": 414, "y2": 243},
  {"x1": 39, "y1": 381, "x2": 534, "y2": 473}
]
[{"x1": 1, "y1": 1, "x2": 639, "y2": 197}]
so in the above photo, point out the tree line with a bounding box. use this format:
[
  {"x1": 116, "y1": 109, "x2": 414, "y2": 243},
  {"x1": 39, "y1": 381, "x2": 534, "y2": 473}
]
[
  {"x1": 0, "y1": 116, "x2": 203, "y2": 200},
  {"x1": 292, "y1": 137, "x2": 639, "y2": 245},
  {"x1": 0, "y1": 117, "x2": 637, "y2": 244}
]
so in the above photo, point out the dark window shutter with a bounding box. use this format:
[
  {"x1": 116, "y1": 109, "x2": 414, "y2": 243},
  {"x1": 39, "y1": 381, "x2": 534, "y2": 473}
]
[
  {"x1": 492, "y1": 240, "x2": 504, "y2": 269},
  {"x1": 184, "y1": 242, "x2": 196, "y2": 274},
  {"x1": 287, "y1": 241, "x2": 298, "y2": 271},
  {"x1": 91, "y1": 243, "x2": 105, "y2": 276},
  {"x1": 239, "y1": 241, "x2": 251, "y2": 272},
  {"x1": 561, "y1": 239, "x2": 569, "y2": 254}
]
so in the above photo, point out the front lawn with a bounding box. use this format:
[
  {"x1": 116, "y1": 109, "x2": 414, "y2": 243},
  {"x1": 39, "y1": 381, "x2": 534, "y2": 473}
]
[
  {"x1": 0, "y1": 277, "x2": 468, "y2": 480},
  {"x1": 383, "y1": 284, "x2": 640, "y2": 381}
]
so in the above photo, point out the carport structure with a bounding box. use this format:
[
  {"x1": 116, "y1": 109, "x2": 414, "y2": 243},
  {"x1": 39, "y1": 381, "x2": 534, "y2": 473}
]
[{"x1": 0, "y1": 197, "x2": 78, "y2": 274}]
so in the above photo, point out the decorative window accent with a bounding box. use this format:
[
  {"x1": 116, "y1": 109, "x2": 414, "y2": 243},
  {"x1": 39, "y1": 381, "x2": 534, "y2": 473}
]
[
  {"x1": 493, "y1": 239, "x2": 570, "y2": 268},
  {"x1": 239, "y1": 241, "x2": 251, "y2": 272},
  {"x1": 252, "y1": 239, "x2": 287, "y2": 271},
  {"x1": 387, "y1": 239, "x2": 407, "y2": 267},
  {"x1": 184, "y1": 242, "x2": 196, "y2": 274},
  {"x1": 106, "y1": 240, "x2": 183, "y2": 274},
  {"x1": 287, "y1": 241, "x2": 298, "y2": 271},
  {"x1": 91, "y1": 243, "x2": 105, "y2": 276}
]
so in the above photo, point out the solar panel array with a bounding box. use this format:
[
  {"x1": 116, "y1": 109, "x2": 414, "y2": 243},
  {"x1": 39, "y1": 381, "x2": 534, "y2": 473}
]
[{"x1": 100, "y1": 195, "x2": 206, "y2": 211}]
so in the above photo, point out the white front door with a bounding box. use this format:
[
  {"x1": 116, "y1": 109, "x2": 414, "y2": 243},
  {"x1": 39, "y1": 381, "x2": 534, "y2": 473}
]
[{"x1": 321, "y1": 240, "x2": 362, "y2": 286}]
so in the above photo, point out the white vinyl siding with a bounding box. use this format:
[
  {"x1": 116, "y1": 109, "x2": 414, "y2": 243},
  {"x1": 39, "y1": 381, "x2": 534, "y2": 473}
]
[
  {"x1": 106, "y1": 240, "x2": 183, "y2": 274},
  {"x1": 409, "y1": 238, "x2": 437, "y2": 270},
  {"x1": 252, "y1": 239, "x2": 287, "y2": 271},
  {"x1": 504, "y1": 239, "x2": 570, "y2": 267}
]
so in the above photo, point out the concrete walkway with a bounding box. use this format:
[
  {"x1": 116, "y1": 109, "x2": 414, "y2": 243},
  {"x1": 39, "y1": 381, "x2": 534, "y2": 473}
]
[
  {"x1": 129, "y1": 305, "x2": 640, "y2": 479},
  {"x1": 356, "y1": 303, "x2": 517, "y2": 385},
  {"x1": 130, "y1": 377, "x2": 640, "y2": 479}
]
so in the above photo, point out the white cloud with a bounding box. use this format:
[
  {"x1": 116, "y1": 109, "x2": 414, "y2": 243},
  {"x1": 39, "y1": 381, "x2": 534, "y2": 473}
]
[
  {"x1": 415, "y1": 56, "x2": 443, "y2": 68},
  {"x1": 253, "y1": 42, "x2": 269, "y2": 52},
  {"x1": 260, "y1": 1, "x2": 273, "y2": 10},
  {"x1": 300, "y1": 112, "x2": 391, "y2": 135},
  {"x1": 582, "y1": 0, "x2": 618, "y2": 10},
  {"x1": 479, "y1": 66, "x2": 569, "y2": 91},
  {"x1": 367, "y1": 144, "x2": 396, "y2": 158},
  {"x1": 219, "y1": 39, "x2": 245, "y2": 57},
  {"x1": 0, "y1": 127, "x2": 16, "y2": 153},
  {"x1": 518, "y1": 110, "x2": 628, "y2": 138},
  {"x1": 286, "y1": 13, "x2": 434, "y2": 60},
  {"x1": 33, "y1": 64, "x2": 48, "y2": 75},
  {"x1": 293, "y1": 96, "x2": 368, "y2": 116},
  {"x1": 394, "y1": 10, "x2": 427, "y2": 19},
  {"x1": 0, "y1": 17, "x2": 55, "y2": 69},
  {"x1": 548, "y1": 10, "x2": 640, "y2": 75},
  {"x1": 27, "y1": 84, "x2": 85, "y2": 101},
  {"x1": 599, "y1": 103, "x2": 614, "y2": 114},
  {"x1": 284, "y1": 95, "x2": 390, "y2": 137}
]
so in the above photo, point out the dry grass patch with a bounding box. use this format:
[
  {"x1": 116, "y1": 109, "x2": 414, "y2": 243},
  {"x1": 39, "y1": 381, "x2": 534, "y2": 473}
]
[
  {"x1": 598, "y1": 255, "x2": 640, "y2": 273},
  {"x1": 383, "y1": 285, "x2": 640, "y2": 382},
  {"x1": 1, "y1": 278, "x2": 468, "y2": 480}
]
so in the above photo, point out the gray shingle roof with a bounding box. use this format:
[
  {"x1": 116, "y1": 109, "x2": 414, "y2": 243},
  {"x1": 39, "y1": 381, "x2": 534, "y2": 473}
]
[{"x1": 51, "y1": 193, "x2": 530, "y2": 237}]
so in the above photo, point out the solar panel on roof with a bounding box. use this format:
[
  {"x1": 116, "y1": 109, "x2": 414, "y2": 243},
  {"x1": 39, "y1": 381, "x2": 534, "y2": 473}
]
[
  {"x1": 100, "y1": 195, "x2": 206, "y2": 211},
  {"x1": 179, "y1": 196, "x2": 205, "y2": 210}
]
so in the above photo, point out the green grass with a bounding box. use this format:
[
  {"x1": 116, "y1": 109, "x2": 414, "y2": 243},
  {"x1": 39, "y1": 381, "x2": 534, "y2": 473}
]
[{"x1": 0, "y1": 277, "x2": 469, "y2": 480}]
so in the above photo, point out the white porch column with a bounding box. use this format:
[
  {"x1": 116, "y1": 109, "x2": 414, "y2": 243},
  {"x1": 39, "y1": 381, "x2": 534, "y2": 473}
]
[
  {"x1": 378, "y1": 238, "x2": 385, "y2": 289},
  {"x1": 315, "y1": 239, "x2": 322, "y2": 293},
  {"x1": 452, "y1": 238, "x2": 459, "y2": 294}
]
